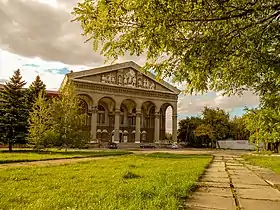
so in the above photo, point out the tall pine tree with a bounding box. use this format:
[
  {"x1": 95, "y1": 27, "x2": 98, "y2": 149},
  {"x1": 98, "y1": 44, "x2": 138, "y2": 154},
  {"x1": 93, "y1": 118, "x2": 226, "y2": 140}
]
[
  {"x1": 0, "y1": 70, "x2": 28, "y2": 151},
  {"x1": 26, "y1": 75, "x2": 47, "y2": 110}
]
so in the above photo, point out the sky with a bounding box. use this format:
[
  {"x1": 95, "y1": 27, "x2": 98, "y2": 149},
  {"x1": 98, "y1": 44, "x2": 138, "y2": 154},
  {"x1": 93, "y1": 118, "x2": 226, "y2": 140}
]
[{"x1": 0, "y1": 0, "x2": 259, "y2": 131}]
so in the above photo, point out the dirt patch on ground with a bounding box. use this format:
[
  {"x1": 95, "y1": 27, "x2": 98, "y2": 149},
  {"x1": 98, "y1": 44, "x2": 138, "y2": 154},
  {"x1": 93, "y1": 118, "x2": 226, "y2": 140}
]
[{"x1": 0, "y1": 156, "x2": 116, "y2": 169}]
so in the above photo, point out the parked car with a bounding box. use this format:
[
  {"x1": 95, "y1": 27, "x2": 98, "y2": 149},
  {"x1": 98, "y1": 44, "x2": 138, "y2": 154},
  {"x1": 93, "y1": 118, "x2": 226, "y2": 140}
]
[
  {"x1": 171, "y1": 144, "x2": 179, "y2": 149},
  {"x1": 140, "y1": 144, "x2": 156, "y2": 149},
  {"x1": 107, "y1": 142, "x2": 118, "y2": 149}
]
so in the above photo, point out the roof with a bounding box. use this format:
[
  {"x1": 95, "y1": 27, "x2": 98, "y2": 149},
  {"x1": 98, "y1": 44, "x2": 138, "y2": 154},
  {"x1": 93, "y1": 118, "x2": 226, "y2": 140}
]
[{"x1": 62, "y1": 61, "x2": 180, "y2": 94}]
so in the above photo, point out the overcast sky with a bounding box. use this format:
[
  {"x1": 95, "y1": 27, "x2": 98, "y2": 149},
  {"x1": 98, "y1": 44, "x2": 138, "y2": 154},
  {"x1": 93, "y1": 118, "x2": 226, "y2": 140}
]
[{"x1": 0, "y1": 0, "x2": 259, "y2": 131}]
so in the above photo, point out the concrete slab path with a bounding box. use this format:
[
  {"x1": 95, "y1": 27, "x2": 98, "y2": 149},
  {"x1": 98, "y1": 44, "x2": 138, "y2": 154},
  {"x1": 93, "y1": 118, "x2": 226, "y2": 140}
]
[{"x1": 185, "y1": 155, "x2": 280, "y2": 210}]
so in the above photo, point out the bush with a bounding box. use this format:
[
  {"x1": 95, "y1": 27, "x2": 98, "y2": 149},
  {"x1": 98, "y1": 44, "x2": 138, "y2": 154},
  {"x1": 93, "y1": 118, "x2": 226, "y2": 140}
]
[{"x1": 122, "y1": 171, "x2": 141, "y2": 179}]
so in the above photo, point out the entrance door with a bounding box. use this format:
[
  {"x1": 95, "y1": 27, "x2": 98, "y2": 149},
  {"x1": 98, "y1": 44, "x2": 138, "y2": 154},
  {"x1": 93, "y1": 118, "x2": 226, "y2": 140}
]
[
  {"x1": 124, "y1": 135, "x2": 128, "y2": 143},
  {"x1": 119, "y1": 133, "x2": 123, "y2": 142}
]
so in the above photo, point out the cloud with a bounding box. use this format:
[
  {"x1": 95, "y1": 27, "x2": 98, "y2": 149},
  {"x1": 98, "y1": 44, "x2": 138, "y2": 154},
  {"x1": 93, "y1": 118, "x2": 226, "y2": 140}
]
[
  {"x1": 0, "y1": 0, "x2": 146, "y2": 67},
  {"x1": 0, "y1": 50, "x2": 88, "y2": 90},
  {"x1": 178, "y1": 91, "x2": 259, "y2": 117},
  {"x1": 0, "y1": 0, "x2": 105, "y2": 66},
  {"x1": 0, "y1": 78, "x2": 7, "y2": 83}
]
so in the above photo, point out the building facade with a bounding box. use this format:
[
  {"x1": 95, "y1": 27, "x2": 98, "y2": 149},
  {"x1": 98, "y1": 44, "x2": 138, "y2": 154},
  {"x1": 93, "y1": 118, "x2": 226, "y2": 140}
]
[{"x1": 62, "y1": 61, "x2": 180, "y2": 144}]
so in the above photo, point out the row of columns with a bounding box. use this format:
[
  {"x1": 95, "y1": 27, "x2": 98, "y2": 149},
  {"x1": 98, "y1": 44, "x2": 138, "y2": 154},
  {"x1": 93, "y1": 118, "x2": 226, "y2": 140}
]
[
  {"x1": 90, "y1": 105, "x2": 177, "y2": 143},
  {"x1": 113, "y1": 109, "x2": 142, "y2": 143}
]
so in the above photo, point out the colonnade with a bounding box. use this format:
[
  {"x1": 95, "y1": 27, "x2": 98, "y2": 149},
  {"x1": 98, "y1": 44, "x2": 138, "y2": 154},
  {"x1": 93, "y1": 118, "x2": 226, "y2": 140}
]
[{"x1": 85, "y1": 97, "x2": 177, "y2": 143}]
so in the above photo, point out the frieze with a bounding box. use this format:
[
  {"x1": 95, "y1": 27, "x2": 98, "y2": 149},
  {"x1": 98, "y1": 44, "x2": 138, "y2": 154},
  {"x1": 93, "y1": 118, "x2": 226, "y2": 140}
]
[
  {"x1": 101, "y1": 69, "x2": 156, "y2": 90},
  {"x1": 75, "y1": 81, "x2": 177, "y2": 100}
]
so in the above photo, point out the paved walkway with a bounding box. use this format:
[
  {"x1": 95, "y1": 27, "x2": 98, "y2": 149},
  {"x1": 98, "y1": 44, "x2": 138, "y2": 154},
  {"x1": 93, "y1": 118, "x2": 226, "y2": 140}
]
[{"x1": 186, "y1": 155, "x2": 280, "y2": 210}]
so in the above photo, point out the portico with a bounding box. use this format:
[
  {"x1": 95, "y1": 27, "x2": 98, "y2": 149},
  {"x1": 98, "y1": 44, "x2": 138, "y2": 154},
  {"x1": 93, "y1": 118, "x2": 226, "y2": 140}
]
[{"x1": 63, "y1": 61, "x2": 180, "y2": 144}]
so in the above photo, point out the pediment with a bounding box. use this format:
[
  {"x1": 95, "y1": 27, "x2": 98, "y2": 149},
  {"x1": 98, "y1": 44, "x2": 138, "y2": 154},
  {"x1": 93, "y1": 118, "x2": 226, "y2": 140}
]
[{"x1": 67, "y1": 62, "x2": 180, "y2": 94}]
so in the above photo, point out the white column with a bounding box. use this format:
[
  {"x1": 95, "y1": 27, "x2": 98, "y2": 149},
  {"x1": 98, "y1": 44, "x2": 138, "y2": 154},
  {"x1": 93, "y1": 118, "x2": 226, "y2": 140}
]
[
  {"x1": 114, "y1": 109, "x2": 120, "y2": 143},
  {"x1": 135, "y1": 110, "x2": 141, "y2": 143},
  {"x1": 91, "y1": 106, "x2": 98, "y2": 143},
  {"x1": 172, "y1": 113, "x2": 177, "y2": 143},
  {"x1": 154, "y1": 112, "x2": 160, "y2": 143}
]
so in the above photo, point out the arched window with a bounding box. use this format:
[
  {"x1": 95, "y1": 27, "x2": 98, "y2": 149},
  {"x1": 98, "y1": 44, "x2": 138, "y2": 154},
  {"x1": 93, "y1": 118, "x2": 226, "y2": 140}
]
[
  {"x1": 79, "y1": 100, "x2": 88, "y2": 113},
  {"x1": 97, "y1": 105, "x2": 105, "y2": 124},
  {"x1": 79, "y1": 99, "x2": 89, "y2": 125}
]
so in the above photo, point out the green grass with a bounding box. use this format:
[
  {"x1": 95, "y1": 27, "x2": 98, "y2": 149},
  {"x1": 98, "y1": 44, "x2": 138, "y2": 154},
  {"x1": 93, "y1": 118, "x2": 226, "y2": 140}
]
[
  {"x1": 242, "y1": 154, "x2": 280, "y2": 173},
  {"x1": 0, "y1": 149, "x2": 132, "y2": 164},
  {"x1": 0, "y1": 154, "x2": 212, "y2": 210},
  {"x1": 145, "y1": 152, "x2": 211, "y2": 159}
]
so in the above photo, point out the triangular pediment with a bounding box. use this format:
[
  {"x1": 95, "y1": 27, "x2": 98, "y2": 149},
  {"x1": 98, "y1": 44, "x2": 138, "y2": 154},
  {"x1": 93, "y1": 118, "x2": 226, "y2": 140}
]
[{"x1": 67, "y1": 61, "x2": 180, "y2": 94}]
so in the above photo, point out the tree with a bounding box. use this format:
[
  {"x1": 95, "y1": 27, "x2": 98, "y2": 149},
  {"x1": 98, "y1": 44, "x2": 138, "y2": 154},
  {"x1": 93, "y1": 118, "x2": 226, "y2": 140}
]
[
  {"x1": 202, "y1": 107, "x2": 230, "y2": 139},
  {"x1": 194, "y1": 107, "x2": 230, "y2": 148},
  {"x1": 26, "y1": 75, "x2": 47, "y2": 110},
  {"x1": 245, "y1": 107, "x2": 280, "y2": 153},
  {"x1": 0, "y1": 70, "x2": 28, "y2": 151},
  {"x1": 28, "y1": 92, "x2": 55, "y2": 149},
  {"x1": 51, "y1": 82, "x2": 90, "y2": 150},
  {"x1": 178, "y1": 116, "x2": 203, "y2": 147},
  {"x1": 73, "y1": 0, "x2": 280, "y2": 96},
  {"x1": 229, "y1": 116, "x2": 250, "y2": 140},
  {"x1": 195, "y1": 124, "x2": 214, "y2": 148}
]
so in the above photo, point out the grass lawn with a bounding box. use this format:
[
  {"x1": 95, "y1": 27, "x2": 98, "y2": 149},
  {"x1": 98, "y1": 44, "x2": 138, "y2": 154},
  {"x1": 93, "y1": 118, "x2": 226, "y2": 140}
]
[
  {"x1": 0, "y1": 153, "x2": 212, "y2": 210},
  {"x1": 242, "y1": 154, "x2": 280, "y2": 174},
  {"x1": 0, "y1": 149, "x2": 132, "y2": 164}
]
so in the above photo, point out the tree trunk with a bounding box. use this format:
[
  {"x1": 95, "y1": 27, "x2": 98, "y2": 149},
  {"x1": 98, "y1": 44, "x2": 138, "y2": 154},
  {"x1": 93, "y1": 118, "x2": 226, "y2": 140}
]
[
  {"x1": 216, "y1": 140, "x2": 220, "y2": 149},
  {"x1": 8, "y1": 142, "x2": 13, "y2": 152},
  {"x1": 268, "y1": 143, "x2": 272, "y2": 151},
  {"x1": 273, "y1": 142, "x2": 279, "y2": 153},
  {"x1": 272, "y1": 143, "x2": 276, "y2": 153}
]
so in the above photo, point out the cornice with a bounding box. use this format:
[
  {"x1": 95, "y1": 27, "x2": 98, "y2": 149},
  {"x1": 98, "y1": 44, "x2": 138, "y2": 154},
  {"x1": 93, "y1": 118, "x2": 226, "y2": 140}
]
[{"x1": 74, "y1": 80, "x2": 178, "y2": 101}]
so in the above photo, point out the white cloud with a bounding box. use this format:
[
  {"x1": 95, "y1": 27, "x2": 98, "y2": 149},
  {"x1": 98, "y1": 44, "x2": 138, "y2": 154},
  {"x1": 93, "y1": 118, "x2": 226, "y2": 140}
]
[
  {"x1": 0, "y1": 0, "x2": 145, "y2": 67},
  {"x1": 0, "y1": 50, "x2": 89, "y2": 90},
  {"x1": 0, "y1": 0, "x2": 105, "y2": 66},
  {"x1": 37, "y1": 0, "x2": 58, "y2": 7},
  {"x1": 178, "y1": 91, "x2": 259, "y2": 116}
]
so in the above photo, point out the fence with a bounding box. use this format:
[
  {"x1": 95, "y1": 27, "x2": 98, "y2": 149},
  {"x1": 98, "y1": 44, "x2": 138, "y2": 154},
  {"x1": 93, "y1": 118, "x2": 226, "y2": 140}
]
[{"x1": 217, "y1": 140, "x2": 263, "y2": 150}]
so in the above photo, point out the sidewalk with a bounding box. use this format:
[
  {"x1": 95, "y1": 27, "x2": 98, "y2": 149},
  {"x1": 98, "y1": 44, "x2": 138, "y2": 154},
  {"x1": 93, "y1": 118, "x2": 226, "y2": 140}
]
[{"x1": 185, "y1": 155, "x2": 280, "y2": 209}]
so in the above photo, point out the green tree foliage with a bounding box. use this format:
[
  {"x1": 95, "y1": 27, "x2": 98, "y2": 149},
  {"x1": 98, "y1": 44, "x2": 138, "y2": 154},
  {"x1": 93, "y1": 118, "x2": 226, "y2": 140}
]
[
  {"x1": 229, "y1": 116, "x2": 250, "y2": 140},
  {"x1": 195, "y1": 124, "x2": 215, "y2": 148},
  {"x1": 201, "y1": 107, "x2": 230, "y2": 140},
  {"x1": 245, "y1": 108, "x2": 280, "y2": 153},
  {"x1": 28, "y1": 92, "x2": 55, "y2": 149},
  {"x1": 178, "y1": 117, "x2": 203, "y2": 147},
  {"x1": 51, "y1": 82, "x2": 90, "y2": 150},
  {"x1": 73, "y1": 0, "x2": 280, "y2": 95},
  {"x1": 178, "y1": 107, "x2": 234, "y2": 148},
  {"x1": 26, "y1": 75, "x2": 47, "y2": 110},
  {"x1": 0, "y1": 70, "x2": 28, "y2": 151}
]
